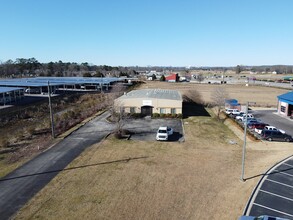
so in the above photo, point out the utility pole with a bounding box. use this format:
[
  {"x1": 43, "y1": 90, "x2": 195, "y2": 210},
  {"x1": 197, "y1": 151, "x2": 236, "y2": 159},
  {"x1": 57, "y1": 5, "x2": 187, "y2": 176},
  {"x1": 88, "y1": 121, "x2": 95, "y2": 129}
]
[
  {"x1": 241, "y1": 102, "x2": 248, "y2": 181},
  {"x1": 48, "y1": 81, "x2": 55, "y2": 138},
  {"x1": 241, "y1": 101, "x2": 256, "y2": 181}
]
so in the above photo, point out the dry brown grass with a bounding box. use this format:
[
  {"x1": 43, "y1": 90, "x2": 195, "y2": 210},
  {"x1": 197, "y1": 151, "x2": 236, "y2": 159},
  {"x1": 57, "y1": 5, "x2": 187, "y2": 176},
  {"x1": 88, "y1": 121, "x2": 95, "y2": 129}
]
[
  {"x1": 140, "y1": 81, "x2": 289, "y2": 107},
  {"x1": 15, "y1": 108, "x2": 293, "y2": 220}
]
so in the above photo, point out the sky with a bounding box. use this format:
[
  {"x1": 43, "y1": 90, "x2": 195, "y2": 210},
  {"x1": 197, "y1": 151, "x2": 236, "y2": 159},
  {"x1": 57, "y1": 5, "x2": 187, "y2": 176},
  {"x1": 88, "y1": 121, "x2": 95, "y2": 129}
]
[{"x1": 1, "y1": 0, "x2": 293, "y2": 67}]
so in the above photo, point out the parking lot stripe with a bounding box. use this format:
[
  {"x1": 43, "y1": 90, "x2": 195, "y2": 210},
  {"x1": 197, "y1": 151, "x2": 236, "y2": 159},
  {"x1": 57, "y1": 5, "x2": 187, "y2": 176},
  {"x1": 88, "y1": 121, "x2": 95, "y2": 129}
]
[
  {"x1": 274, "y1": 169, "x2": 293, "y2": 179},
  {"x1": 253, "y1": 203, "x2": 293, "y2": 218},
  {"x1": 267, "y1": 179, "x2": 293, "y2": 188},
  {"x1": 260, "y1": 189, "x2": 293, "y2": 202},
  {"x1": 283, "y1": 162, "x2": 293, "y2": 168}
]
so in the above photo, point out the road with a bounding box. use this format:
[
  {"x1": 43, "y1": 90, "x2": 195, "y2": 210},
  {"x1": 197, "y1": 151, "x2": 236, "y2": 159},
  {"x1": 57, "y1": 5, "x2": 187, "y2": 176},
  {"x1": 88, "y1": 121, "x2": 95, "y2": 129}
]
[{"x1": 0, "y1": 111, "x2": 115, "y2": 220}]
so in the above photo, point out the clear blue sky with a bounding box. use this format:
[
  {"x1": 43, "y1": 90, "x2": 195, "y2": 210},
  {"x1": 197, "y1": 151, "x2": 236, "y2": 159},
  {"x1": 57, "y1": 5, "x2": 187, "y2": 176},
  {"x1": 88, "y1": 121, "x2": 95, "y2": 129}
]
[{"x1": 1, "y1": 0, "x2": 293, "y2": 67}]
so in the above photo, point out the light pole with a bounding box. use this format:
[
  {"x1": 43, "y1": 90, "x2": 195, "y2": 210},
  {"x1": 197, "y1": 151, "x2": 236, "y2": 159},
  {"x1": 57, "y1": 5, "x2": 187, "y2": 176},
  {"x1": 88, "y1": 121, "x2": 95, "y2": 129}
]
[
  {"x1": 48, "y1": 81, "x2": 55, "y2": 138},
  {"x1": 241, "y1": 101, "x2": 256, "y2": 181}
]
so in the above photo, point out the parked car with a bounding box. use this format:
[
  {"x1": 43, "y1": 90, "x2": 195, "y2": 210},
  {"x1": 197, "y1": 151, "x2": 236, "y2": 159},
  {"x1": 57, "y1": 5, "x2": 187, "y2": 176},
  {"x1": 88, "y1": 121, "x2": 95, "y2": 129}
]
[
  {"x1": 260, "y1": 130, "x2": 292, "y2": 142},
  {"x1": 225, "y1": 109, "x2": 242, "y2": 116},
  {"x1": 156, "y1": 126, "x2": 173, "y2": 141},
  {"x1": 236, "y1": 113, "x2": 254, "y2": 121},
  {"x1": 243, "y1": 118, "x2": 261, "y2": 125},
  {"x1": 255, "y1": 125, "x2": 285, "y2": 135},
  {"x1": 239, "y1": 215, "x2": 289, "y2": 220}
]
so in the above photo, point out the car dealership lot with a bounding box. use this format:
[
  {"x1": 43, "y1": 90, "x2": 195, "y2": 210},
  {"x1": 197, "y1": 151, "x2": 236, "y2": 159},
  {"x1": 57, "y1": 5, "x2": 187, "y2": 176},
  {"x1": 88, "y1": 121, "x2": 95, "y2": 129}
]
[{"x1": 251, "y1": 109, "x2": 293, "y2": 137}]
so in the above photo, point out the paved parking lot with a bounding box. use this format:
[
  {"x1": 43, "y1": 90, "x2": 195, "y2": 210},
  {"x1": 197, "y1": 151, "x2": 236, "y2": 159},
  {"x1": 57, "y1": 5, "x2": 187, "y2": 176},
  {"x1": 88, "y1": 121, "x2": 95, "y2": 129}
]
[
  {"x1": 243, "y1": 110, "x2": 293, "y2": 218},
  {"x1": 123, "y1": 118, "x2": 184, "y2": 141},
  {"x1": 251, "y1": 109, "x2": 293, "y2": 137},
  {"x1": 245, "y1": 157, "x2": 293, "y2": 219}
]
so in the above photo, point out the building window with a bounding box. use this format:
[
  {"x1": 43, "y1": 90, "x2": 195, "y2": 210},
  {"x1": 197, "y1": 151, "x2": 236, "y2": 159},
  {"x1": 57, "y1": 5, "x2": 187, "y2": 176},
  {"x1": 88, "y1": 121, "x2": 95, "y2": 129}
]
[
  {"x1": 130, "y1": 107, "x2": 135, "y2": 114},
  {"x1": 281, "y1": 106, "x2": 286, "y2": 113},
  {"x1": 171, "y1": 108, "x2": 176, "y2": 114},
  {"x1": 160, "y1": 108, "x2": 166, "y2": 114}
]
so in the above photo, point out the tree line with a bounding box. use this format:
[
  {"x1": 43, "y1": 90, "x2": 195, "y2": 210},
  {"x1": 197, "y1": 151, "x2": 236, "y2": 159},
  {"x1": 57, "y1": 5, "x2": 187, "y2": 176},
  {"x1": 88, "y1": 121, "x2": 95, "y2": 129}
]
[{"x1": 0, "y1": 58, "x2": 139, "y2": 78}]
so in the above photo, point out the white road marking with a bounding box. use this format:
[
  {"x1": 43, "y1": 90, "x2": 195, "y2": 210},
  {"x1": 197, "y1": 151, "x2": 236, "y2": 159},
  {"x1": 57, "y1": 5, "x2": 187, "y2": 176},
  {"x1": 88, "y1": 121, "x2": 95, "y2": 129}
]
[
  {"x1": 260, "y1": 189, "x2": 293, "y2": 202},
  {"x1": 266, "y1": 179, "x2": 293, "y2": 188},
  {"x1": 274, "y1": 169, "x2": 293, "y2": 178},
  {"x1": 283, "y1": 162, "x2": 293, "y2": 168},
  {"x1": 253, "y1": 203, "x2": 293, "y2": 217}
]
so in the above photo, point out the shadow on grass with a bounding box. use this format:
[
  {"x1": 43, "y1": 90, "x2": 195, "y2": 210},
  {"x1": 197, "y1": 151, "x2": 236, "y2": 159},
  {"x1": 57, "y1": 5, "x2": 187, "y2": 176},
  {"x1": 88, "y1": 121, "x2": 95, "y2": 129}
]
[
  {"x1": 0, "y1": 156, "x2": 149, "y2": 182},
  {"x1": 182, "y1": 102, "x2": 210, "y2": 118}
]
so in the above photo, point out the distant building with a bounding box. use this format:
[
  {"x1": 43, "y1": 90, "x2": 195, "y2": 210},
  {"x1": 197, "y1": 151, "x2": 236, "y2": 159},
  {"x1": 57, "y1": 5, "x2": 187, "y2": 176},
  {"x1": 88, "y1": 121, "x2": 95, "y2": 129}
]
[
  {"x1": 277, "y1": 91, "x2": 293, "y2": 117},
  {"x1": 114, "y1": 89, "x2": 182, "y2": 116},
  {"x1": 166, "y1": 73, "x2": 179, "y2": 82}
]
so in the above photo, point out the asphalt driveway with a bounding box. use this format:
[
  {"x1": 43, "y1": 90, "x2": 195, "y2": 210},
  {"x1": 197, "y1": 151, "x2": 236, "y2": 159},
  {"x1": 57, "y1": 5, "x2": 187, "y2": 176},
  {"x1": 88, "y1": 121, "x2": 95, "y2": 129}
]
[{"x1": 0, "y1": 111, "x2": 115, "y2": 219}]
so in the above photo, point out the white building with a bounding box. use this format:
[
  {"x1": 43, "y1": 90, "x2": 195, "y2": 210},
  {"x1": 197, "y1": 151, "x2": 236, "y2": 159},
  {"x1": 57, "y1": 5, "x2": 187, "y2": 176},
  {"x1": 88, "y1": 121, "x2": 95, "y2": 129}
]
[{"x1": 114, "y1": 89, "x2": 182, "y2": 116}]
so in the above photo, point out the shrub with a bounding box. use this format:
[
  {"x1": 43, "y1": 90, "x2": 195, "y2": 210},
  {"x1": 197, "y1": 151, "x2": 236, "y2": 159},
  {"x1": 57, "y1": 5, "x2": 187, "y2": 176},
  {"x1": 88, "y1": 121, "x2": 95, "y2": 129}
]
[
  {"x1": 166, "y1": 113, "x2": 172, "y2": 118},
  {"x1": 152, "y1": 113, "x2": 160, "y2": 118}
]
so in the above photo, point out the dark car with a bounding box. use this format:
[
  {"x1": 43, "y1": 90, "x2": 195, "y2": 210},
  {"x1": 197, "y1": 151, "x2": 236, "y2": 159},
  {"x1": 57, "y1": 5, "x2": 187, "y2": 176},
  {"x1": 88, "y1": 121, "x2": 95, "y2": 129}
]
[
  {"x1": 245, "y1": 119, "x2": 261, "y2": 127},
  {"x1": 260, "y1": 130, "x2": 293, "y2": 142}
]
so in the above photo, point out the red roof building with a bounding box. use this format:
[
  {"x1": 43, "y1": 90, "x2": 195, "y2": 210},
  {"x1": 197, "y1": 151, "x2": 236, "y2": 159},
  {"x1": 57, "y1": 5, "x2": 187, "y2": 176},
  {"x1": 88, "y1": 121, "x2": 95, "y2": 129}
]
[{"x1": 166, "y1": 73, "x2": 179, "y2": 82}]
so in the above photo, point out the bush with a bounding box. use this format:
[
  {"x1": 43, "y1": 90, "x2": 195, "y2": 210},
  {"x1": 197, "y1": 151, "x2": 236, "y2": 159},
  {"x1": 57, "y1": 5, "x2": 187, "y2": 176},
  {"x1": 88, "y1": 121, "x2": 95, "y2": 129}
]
[
  {"x1": 166, "y1": 113, "x2": 172, "y2": 118},
  {"x1": 152, "y1": 113, "x2": 160, "y2": 118}
]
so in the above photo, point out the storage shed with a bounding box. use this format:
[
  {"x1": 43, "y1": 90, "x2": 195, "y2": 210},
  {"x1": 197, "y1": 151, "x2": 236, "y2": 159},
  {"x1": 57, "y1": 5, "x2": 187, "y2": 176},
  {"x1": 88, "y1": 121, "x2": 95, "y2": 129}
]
[
  {"x1": 277, "y1": 91, "x2": 293, "y2": 117},
  {"x1": 114, "y1": 89, "x2": 182, "y2": 116}
]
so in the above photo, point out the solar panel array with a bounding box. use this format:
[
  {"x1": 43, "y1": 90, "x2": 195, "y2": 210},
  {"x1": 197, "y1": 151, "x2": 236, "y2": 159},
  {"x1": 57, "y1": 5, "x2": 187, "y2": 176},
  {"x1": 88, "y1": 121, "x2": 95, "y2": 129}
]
[
  {"x1": 0, "y1": 87, "x2": 24, "y2": 93},
  {"x1": 0, "y1": 77, "x2": 122, "y2": 88}
]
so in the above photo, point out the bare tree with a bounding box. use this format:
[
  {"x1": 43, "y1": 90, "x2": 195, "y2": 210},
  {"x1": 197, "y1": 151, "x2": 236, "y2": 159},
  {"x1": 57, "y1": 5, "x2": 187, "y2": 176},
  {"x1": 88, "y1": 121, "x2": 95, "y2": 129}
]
[
  {"x1": 107, "y1": 83, "x2": 129, "y2": 138},
  {"x1": 211, "y1": 87, "x2": 229, "y2": 119}
]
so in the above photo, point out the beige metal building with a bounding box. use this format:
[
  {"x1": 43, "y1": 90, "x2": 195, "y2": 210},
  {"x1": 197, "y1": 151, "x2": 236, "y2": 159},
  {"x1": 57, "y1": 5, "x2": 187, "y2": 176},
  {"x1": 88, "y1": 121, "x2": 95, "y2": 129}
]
[{"x1": 114, "y1": 89, "x2": 182, "y2": 116}]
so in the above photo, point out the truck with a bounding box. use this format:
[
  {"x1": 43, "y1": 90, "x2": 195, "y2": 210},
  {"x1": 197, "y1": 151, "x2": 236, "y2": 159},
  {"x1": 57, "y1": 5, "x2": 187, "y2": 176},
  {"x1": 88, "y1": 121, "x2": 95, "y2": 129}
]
[
  {"x1": 255, "y1": 125, "x2": 285, "y2": 135},
  {"x1": 225, "y1": 109, "x2": 242, "y2": 116}
]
